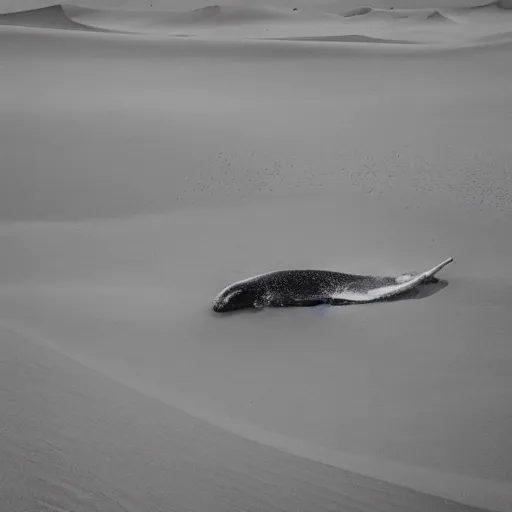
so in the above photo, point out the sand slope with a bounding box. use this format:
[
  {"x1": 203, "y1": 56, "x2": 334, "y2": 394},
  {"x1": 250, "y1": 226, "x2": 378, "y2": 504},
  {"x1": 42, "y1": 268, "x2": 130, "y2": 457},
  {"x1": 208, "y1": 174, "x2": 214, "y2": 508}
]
[{"x1": 1, "y1": 323, "x2": 495, "y2": 512}]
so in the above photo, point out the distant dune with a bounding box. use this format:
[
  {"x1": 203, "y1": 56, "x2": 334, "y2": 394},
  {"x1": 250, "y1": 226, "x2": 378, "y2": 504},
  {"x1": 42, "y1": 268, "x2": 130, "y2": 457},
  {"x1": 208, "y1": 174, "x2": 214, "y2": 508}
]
[
  {"x1": 169, "y1": 5, "x2": 292, "y2": 24},
  {"x1": 52, "y1": 4, "x2": 330, "y2": 36},
  {"x1": 2, "y1": 2, "x2": 512, "y2": 43},
  {"x1": 0, "y1": 4, "x2": 111, "y2": 31},
  {"x1": 62, "y1": 4, "x2": 303, "y2": 31},
  {"x1": 343, "y1": 6, "x2": 456, "y2": 23},
  {"x1": 343, "y1": 6, "x2": 374, "y2": 17},
  {"x1": 0, "y1": 3, "x2": 304, "y2": 34},
  {"x1": 475, "y1": 0, "x2": 512, "y2": 8}
]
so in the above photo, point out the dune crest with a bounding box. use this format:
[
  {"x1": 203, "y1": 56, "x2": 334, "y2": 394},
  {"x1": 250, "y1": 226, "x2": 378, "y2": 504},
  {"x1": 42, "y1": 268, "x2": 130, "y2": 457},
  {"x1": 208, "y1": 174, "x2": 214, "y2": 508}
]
[
  {"x1": 343, "y1": 6, "x2": 455, "y2": 23},
  {"x1": 0, "y1": 4, "x2": 108, "y2": 31},
  {"x1": 62, "y1": 3, "x2": 296, "y2": 31},
  {"x1": 343, "y1": 6, "x2": 373, "y2": 18},
  {"x1": 2, "y1": 3, "x2": 512, "y2": 45},
  {"x1": 174, "y1": 5, "x2": 290, "y2": 24},
  {"x1": 476, "y1": 0, "x2": 512, "y2": 8},
  {"x1": 52, "y1": 3, "x2": 336, "y2": 37}
]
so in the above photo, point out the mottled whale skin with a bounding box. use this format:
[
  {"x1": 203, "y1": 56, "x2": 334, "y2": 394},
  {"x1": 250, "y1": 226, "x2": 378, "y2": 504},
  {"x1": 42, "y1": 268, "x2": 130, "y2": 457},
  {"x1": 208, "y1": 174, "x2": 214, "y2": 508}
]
[{"x1": 212, "y1": 258, "x2": 453, "y2": 313}]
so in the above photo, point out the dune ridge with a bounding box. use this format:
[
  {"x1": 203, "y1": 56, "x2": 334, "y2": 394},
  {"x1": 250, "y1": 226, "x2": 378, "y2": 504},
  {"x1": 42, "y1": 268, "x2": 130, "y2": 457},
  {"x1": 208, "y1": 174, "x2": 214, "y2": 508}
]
[
  {"x1": 0, "y1": 4, "x2": 112, "y2": 31},
  {"x1": 473, "y1": 0, "x2": 512, "y2": 8},
  {"x1": 343, "y1": 6, "x2": 456, "y2": 22},
  {"x1": 1, "y1": 2, "x2": 511, "y2": 44},
  {"x1": 170, "y1": 4, "x2": 292, "y2": 24},
  {"x1": 60, "y1": 3, "x2": 322, "y2": 33},
  {"x1": 0, "y1": 3, "x2": 285, "y2": 34}
]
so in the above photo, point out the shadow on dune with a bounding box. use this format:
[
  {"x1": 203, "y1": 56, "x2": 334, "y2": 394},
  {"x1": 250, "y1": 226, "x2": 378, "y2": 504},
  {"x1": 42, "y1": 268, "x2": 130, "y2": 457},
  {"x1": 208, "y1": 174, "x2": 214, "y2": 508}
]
[
  {"x1": 270, "y1": 35, "x2": 419, "y2": 45},
  {"x1": 341, "y1": 6, "x2": 456, "y2": 23}
]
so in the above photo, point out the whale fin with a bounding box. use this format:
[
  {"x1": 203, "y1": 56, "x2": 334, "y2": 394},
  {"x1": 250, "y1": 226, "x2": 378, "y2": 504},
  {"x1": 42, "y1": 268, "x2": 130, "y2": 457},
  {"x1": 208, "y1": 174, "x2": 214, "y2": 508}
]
[{"x1": 332, "y1": 257, "x2": 453, "y2": 304}]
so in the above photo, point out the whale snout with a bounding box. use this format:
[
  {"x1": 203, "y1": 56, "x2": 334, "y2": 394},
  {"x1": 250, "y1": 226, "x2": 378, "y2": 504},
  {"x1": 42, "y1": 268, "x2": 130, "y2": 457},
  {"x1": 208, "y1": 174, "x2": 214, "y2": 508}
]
[
  {"x1": 212, "y1": 287, "x2": 242, "y2": 312},
  {"x1": 212, "y1": 285, "x2": 255, "y2": 312},
  {"x1": 212, "y1": 300, "x2": 227, "y2": 313},
  {"x1": 212, "y1": 298, "x2": 241, "y2": 313}
]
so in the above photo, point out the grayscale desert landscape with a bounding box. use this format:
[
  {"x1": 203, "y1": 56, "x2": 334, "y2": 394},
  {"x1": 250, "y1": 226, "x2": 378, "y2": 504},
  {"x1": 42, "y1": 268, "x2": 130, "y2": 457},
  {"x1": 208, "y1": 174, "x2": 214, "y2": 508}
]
[{"x1": 0, "y1": 0, "x2": 511, "y2": 511}]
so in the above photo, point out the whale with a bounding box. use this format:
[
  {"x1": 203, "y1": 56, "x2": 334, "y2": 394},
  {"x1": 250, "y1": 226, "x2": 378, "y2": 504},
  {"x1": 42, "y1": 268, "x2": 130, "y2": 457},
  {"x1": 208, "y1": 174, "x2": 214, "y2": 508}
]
[{"x1": 212, "y1": 258, "x2": 453, "y2": 313}]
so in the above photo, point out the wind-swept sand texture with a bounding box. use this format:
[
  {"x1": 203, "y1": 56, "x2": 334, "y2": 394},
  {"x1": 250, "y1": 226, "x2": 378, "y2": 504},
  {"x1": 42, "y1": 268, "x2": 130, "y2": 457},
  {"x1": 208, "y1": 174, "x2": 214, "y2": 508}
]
[
  {"x1": 1, "y1": 2, "x2": 512, "y2": 512},
  {"x1": 0, "y1": 324, "x2": 496, "y2": 512}
]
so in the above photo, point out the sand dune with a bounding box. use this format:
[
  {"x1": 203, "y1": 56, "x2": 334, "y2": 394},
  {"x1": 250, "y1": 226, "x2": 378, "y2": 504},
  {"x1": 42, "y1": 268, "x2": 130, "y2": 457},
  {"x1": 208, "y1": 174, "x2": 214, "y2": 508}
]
[
  {"x1": 1, "y1": 1, "x2": 511, "y2": 43},
  {"x1": 1, "y1": 2, "x2": 512, "y2": 512},
  {"x1": 0, "y1": 4, "x2": 105, "y2": 31},
  {"x1": 1, "y1": 323, "x2": 495, "y2": 512},
  {"x1": 0, "y1": 4, "x2": 354, "y2": 39},
  {"x1": 472, "y1": 0, "x2": 512, "y2": 9},
  {"x1": 158, "y1": 4, "x2": 294, "y2": 24},
  {"x1": 343, "y1": 6, "x2": 456, "y2": 22},
  {"x1": 1, "y1": 0, "x2": 511, "y2": 16},
  {"x1": 62, "y1": 3, "x2": 308, "y2": 34}
]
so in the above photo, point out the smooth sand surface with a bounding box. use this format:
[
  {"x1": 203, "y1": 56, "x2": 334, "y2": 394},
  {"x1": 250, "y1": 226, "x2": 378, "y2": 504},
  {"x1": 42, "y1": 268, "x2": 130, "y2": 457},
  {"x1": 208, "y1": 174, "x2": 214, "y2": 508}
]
[
  {"x1": 1, "y1": 2, "x2": 512, "y2": 512},
  {"x1": 1, "y1": 323, "x2": 495, "y2": 512}
]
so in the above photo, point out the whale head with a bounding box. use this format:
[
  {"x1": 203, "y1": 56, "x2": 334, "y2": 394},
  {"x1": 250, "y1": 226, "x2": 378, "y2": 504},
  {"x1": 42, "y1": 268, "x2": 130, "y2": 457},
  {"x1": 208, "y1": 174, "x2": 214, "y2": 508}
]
[{"x1": 212, "y1": 279, "x2": 263, "y2": 312}]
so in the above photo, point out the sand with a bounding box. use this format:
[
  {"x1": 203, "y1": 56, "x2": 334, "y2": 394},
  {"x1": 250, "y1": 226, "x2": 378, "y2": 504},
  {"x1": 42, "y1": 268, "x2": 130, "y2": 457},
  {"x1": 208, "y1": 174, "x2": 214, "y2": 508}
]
[{"x1": 1, "y1": 1, "x2": 511, "y2": 512}]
